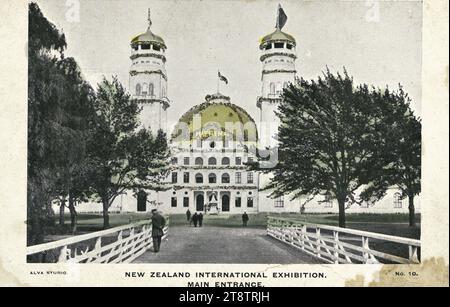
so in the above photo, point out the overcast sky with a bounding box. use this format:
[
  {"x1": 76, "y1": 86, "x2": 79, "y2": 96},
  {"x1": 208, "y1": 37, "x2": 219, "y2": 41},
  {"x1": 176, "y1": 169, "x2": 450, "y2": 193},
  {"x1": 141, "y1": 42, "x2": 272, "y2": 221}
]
[{"x1": 35, "y1": 0, "x2": 423, "y2": 125}]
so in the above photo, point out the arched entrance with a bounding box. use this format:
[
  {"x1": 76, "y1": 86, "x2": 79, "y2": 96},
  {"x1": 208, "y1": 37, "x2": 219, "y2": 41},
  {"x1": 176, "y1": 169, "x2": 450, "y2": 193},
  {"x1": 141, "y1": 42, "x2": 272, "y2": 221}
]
[
  {"x1": 222, "y1": 194, "x2": 230, "y2": 212},
  {"x1": 196, "y1": 194, "x2": 204, "y2": 212},
  {"x1": 137, "y1": 190, "x2": 147, "y2": 212}
]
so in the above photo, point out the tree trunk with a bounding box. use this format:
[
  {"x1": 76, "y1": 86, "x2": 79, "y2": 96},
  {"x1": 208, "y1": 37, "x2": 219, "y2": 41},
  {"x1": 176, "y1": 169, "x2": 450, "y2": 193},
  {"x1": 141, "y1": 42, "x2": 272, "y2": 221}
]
[
  {"x1": 408, "y1": 194, "x2": 416, "y2": 227},
  {"x1": 68, "y1": 195, "x2": 77, "y2": 235},
  {"x1": 59, "y1": 198, "x2": 66, "y2": 226},
  {"x1": 337, "y1": 197, "x2": 346, "y2": 228},
  {"x1": 102, "y1": 198, "x2": 110, "y2": 229}
]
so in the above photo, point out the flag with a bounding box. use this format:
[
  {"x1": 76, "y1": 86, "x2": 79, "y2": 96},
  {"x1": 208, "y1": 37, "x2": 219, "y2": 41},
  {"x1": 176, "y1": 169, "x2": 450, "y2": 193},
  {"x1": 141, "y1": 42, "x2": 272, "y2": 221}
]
[
  {"x1": 276, "y1": 4, "x2": 288, "y2": 30},
  {"x1": 218, "y1": 71, "x2": 228, "y2": 84}
]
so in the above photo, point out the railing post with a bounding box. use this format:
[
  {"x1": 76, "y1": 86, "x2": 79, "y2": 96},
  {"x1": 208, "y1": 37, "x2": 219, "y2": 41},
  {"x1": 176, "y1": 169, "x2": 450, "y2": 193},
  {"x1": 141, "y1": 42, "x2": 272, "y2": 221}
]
[
  {"x1": 362, "y1": 236, "x2": 379, "y2": 264},
  {"x1": 333, "y1": 231, "x2": 339, "y2": 264},
  {"x1": 316, "y1": 227, "x2": 321, "y2": 258},
  {"x1": 301, "y1": 225, "x2": 307, "y2": 250},
  {"x1": 409, "y1": 245, "x2": 419, "y2": 263},
  {"x1": 58, "y1": 245, "x2": 68, "y2": 263}
]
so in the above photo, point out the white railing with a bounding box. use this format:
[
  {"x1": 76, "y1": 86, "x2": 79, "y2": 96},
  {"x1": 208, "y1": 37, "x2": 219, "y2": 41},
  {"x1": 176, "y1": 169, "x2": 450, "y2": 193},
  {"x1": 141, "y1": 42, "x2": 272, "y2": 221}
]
[
  {"x1": 26, "y1": 218, "x2": 169, "y2": 263},
  {"x1": 267, "y1": 217, "x2": 420, "y2": 264}
]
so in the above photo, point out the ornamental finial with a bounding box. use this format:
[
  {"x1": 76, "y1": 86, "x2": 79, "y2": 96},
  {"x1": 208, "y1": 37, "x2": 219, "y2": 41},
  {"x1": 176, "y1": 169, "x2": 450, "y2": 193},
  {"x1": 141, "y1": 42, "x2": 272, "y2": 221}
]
[{"x1": 147, "y1": 8, "x2": 152, "y2": 30}]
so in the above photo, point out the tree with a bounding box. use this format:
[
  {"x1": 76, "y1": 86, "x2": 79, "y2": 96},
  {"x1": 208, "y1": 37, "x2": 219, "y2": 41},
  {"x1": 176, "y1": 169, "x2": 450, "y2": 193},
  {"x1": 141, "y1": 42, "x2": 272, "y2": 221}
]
[
  {"x1": 28, "y1": 2, "x2": 95, "y2": 243},
  {"x1": 257, "y1": 69, "x2": 397, "y2": 228},
  {"x1": 89, "y1": 77, "x2": 169, "y2": 229},
  {"x1": 28, "y1": 2, "x2": 68, "y2": 245},
  {"x1": 360, "y1": 88, "x2": 421, "y2": 227}
]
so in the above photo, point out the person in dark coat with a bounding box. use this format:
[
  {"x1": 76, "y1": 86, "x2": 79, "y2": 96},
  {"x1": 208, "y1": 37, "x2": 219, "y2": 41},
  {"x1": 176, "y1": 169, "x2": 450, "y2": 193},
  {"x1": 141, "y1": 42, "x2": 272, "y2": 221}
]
[
  {"x1": 151, "y1": 209, "x2": 166, "y2": 253},
  {"x1": 242, "y1": 212, "x2": 249, "y2": 227},
  {"x1": 192, "y1": 212, "x2": 198, "y2": 227},
  {"x1": 186, "y1": 209, "x2": 191, "y2": 223},
  {"x1": 198, "y1": 213, "x2": 203, "y2": 227}
]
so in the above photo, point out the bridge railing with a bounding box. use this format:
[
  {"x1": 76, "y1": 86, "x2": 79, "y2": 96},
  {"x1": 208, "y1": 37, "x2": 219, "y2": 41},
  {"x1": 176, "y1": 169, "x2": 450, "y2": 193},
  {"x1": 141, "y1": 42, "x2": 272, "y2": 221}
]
[
  {"x1": 267, "y1": 216, "x2": 420, "y2": 264},
  {"x1": 26, "y1": 217, "x2": 169, "y2": 263}
]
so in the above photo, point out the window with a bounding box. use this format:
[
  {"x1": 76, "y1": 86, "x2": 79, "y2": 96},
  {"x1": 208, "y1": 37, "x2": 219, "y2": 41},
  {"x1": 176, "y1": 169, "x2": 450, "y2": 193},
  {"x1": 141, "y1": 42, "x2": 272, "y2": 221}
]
[
  {"x1": 209, "y1": 141, "x2": 216, "y2": 148},
  {"x1": 393, "y1": 192, "x2": 402, "y2": 208},
  {"x1": 196, "y1": 139, "x2": 202, "y2": 148},
  {"x1": 244, "y1": 130, "x2": 248, "y2": 142},
  {"x1": 208, "y1": 157, "x2": 217, "y2": 165},
  {"x1": 235, "y1": 172, "x2": 242, "y2": 184},
  {"x1": 235, "y1": 157, "x2": 242, "y2": 165},
  {"x1": 265, "y1": 44, "x2": 272, "y2": 50},
  {"x1": 276, "y1": 82, "x2": 283, "y2": 94},
  {"x1": 153, "y1": 44, "x2": 161, "y2": 51},
  {"x1": 247, "y1": 172, "x2": 254, "y2": 184},
  {"x1": 274, "y1": 196, "x2": 284, "y2": 208},
  {"x1": 162, "y1": 87, "x2": 166, "y2": 98},
  {"x1": 274, "y1": 42, "x2": 284, "y2": 48},
  {"x1": 221, "y1": 173, "x2": 230, "y2": 184},
  {"x1": 171, "y1": 197, "x2": 177, "y2": 207},
  {"x1": 183, "y1": 172, "x2": 190, "y2": 184},
  {"x1": 222, "y1": 157, "x2": 230, "y2": 165},
  {"x1": 142, "y1": 83, "x2": 148, "y2": 95},
  {"x1": 286, "y1": 44, "x2": 293, "y2": 50},
  {"x1": 283, "y1": 82, "x2": 289, "y2": 89},
  {"x1": 270, "y1": 82, "x2": 276, "y2": 95},
  {"x1": 235, "y1": 197, "x2": 241, "y2": 207},
  {"x1": 183, "y1": 157, "x2": 190, "y2": 165},
  {"x1": 247, "y1": 157, "x2": 254, "y2": 163},
  {"x1": 247, "y1": 197, "x2": 254, "y2": 208},
  {"x1": 171, "y1": 172, "x2": 178, "y2": 184},
  {"x1": 195, "y1": 157, "x2": 203, "y2": 166},
  {"x1": 195, "y1": 173, "x2": 203, "y2": 183},
  {"x1": 149, "y1": 83, "x2": 154, "y2": 96},
  {"x1": 135, "y1": 83, "x2": 141, "y2": 96},
  {"x1": 171, "y1": 157, "x2": 178, "y2": 165},
  {"x1": 324, "y1": 194, "x2": 333, "y2": 208},
  {"x1": 183, "y1": 197, "x2": 189, "y2": 207},
  {"x1": 141, "y1": 44, "x2": 151, "y2": 50},
  {"x1": 208, "y1": 173, "x2": 217, "y2": 184}
]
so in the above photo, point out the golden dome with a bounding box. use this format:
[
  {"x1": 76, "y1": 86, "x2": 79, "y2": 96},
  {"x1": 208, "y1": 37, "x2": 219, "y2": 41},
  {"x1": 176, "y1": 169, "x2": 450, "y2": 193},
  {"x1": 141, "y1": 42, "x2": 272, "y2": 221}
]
[
  {"x1": 131, "y1": 29, "x2": 166, "y2": 48},
  {"x1": 260, "y1": 28, "x2": 296, "y2": 49}
]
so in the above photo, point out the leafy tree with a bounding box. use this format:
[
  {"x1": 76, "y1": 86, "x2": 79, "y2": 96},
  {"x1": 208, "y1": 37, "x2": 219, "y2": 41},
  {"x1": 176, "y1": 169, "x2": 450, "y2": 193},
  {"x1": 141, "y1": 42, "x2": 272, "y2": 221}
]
[
  {"x1": 89, "y1": 77, "x2": 169, "y2": 229},
  {"x1": 361, "y1": 88, "x2": 421, "y2": 227},
  {"x1": 257, "y1": 69, "x2": 399, "y2": 228}
]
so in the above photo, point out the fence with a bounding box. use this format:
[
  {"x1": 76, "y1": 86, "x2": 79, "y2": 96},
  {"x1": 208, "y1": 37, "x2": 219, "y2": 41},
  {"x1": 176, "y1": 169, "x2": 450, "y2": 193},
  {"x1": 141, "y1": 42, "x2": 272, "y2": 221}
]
[
  {"x1": 267, "y1": 216, "x2": 420, "y2": 264},
  {"x1": 26, "y1": 218, "x2": 169, "y2": 263}
]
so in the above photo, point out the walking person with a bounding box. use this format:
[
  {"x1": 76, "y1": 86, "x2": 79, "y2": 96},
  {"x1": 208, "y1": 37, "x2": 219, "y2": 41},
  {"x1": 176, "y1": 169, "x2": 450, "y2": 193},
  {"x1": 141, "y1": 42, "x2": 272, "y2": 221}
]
[
  {"x1": 242, "y1": 212, "x2": 249, "y2": 227},
  {"x1": 151, "y1": 209, "x2": 166, "y2": 253},
  {"x1": 186, "y1": 209, "x2": 191, "y2": 224},
  {"x1": 192, "y1": 212, "x2": 198, "y2": 227},
  {"x1": 198, "y1": 213, "x2": 203, "y2": 227}
]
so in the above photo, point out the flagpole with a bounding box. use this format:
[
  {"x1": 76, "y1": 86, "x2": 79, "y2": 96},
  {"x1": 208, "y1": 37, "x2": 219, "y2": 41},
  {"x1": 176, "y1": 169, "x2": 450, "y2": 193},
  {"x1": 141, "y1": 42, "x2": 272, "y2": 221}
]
[{"x1": 217, "y1": 70, "x2": 220, "y2": 93}]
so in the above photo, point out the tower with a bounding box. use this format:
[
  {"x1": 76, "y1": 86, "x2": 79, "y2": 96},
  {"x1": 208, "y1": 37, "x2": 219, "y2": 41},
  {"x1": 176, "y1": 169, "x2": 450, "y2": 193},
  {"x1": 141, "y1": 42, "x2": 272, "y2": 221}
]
[
  {"x1": 129, "y1": 9, "x2": 170, "y2": 135},
  {"x1": 257, "y1": 6, "x2": 297, "y2": 148}
]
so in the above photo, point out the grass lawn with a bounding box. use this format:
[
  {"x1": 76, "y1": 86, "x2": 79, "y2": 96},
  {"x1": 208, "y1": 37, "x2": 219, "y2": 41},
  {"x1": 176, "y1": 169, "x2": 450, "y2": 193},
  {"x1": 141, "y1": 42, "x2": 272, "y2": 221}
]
[{"x1": 47, "y1": 211, "x2": 420, "y2": 241}]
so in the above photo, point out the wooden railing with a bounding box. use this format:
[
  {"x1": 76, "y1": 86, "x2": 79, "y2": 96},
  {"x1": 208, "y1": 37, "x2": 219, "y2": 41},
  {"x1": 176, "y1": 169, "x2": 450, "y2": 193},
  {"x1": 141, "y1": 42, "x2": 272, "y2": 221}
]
[
  {"x1": 267, "y1": 217, "x2": 420, "y2": 264},
  {"x1": 26, "y1": 218, "x2": 169, "y2": 263}
]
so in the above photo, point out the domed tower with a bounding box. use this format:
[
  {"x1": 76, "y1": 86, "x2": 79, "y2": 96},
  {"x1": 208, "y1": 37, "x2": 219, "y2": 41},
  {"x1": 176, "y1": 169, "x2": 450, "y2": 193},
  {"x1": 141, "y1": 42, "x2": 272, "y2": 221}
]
[
  {"x1": 257, "y1": 6, "x2": 297, "y2": 148},
  {"x1": 129, "y1": 9, "x2": 170, "y2": 135}
]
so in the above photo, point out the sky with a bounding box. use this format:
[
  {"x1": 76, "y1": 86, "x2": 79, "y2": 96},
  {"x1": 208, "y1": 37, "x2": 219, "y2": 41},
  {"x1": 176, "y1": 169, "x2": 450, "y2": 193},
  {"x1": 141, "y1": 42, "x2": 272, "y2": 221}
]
[{"x1": 35, "y1": 0, "x2": 423, "y2": 126}]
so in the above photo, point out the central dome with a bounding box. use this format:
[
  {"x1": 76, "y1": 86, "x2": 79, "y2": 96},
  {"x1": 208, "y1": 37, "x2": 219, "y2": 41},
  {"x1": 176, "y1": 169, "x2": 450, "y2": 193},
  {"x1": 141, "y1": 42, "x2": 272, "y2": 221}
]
[
  {"x1": 171, "y1": 94, "x2": 258, "y2": 143},
  {"x1": 131, "y1": 29, "x2": 166, "y2": 48}
]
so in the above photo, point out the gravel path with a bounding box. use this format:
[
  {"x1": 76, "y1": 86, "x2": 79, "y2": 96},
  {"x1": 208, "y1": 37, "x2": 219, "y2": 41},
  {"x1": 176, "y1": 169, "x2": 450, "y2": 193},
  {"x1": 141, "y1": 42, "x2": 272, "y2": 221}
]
[{"x1": 133, "y1": 225, "x2": 323, "y2": 264}]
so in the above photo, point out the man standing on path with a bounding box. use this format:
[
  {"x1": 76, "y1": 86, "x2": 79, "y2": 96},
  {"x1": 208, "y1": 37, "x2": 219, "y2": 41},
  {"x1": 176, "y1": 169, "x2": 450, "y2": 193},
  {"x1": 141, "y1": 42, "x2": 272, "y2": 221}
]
[
  {"x1": 198, "y1": 213, "x2": 203, "y2": 227},
  {"x1": 192, "y1": 212, "x2": 198, "y2": 227},
  {"x1": 242, "y1": 212, "x2": 249, "y2": 227},
  {"x1": 151, "y1": 209, "x2": 166, "y2": 253},
  {"x1": 186, "y1": 209, "x2": 191, "y2": 224}
]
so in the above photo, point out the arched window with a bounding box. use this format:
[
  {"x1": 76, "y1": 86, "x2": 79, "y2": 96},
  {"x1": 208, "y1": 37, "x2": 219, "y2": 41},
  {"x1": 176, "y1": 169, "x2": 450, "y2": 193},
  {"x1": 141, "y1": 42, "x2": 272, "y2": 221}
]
[
  {"x1": 324, "y1": 194, "x2": 333, "y2": 208},
  {"x1": 208, "y1": 173, "x2": 217, "y2": 184},
  {"x1": 221, "y1": 157, "x2": 230, "y2": 165},
  {"x1": 149, "y1": 83, "x2": 154, "y2": 96},
  {"x1": 195, "y1": 173, "x2": 203, "y2": 183},
  {"x1": 276, "y1": 82, "x2": 283, "y2": 94},
  {"x1": 195, "y1": 157, "x2": 203, "y2": 166},
  {"x1": 135, "y1": 83, "x2": 141, "y2": 96},
  {"x1": 208, "y1": 157, "x2": 217, "y2": 165},
  {"x1": 221, "y1": 173, "x2": 230, "y2": 184},
  {"x1": 142, "y1": 83, "x2": 148, "y2": 96},
  {"x1": 269, "y1": 82, "x2": 276, "y2": 94},
  {"x1": 393, "y1": 192, "x2": 402, "y2": 208}
]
